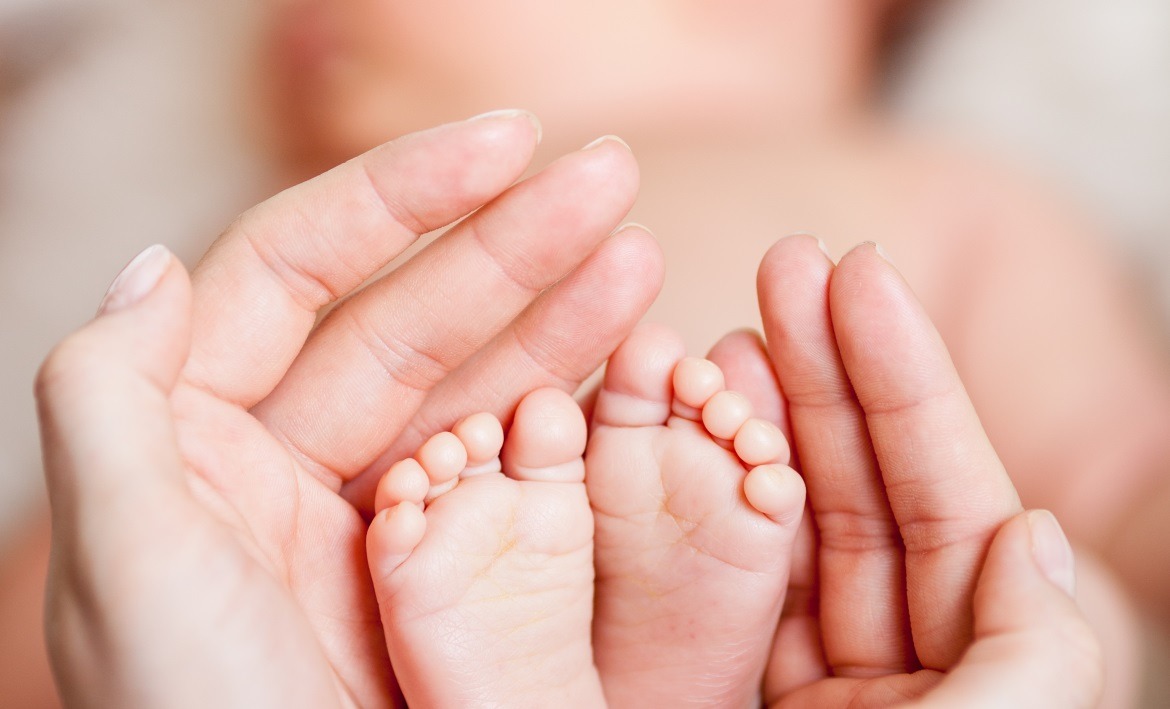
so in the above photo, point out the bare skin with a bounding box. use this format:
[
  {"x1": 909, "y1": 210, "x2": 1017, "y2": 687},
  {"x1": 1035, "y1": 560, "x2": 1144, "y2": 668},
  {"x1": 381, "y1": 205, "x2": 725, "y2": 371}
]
[
  {"x1": 587, "y1": 328, "x2": 804, "y2": 706},
  {"x1": 367, "y1": 389, "x2": 604, "y2": 708},
  {"x1": 35, "y1": 220, "x2": 1107, "y2": 707},
  {"x1": 752, "y1": 237, "x2": 1103, "y2": 707},
  {"x1": 367, "y1": 347, "x2": 805, "y2": 707},
  {"x1": 8, "y1": 1, "x2": 1168, "y2": 704},
  {"x1": 33, "y1": 115, "x2": 663, "y2": 708}
]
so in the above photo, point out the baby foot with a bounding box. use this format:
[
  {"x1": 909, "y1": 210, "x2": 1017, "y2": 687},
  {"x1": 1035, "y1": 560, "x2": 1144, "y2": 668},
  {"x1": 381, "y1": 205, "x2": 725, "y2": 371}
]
[
  {"x1": 365, "y1": 388, "x2": 605, "y2": 708},
  {"x1": 588, "y1": 323, "x2": 806, "y2": 707}
]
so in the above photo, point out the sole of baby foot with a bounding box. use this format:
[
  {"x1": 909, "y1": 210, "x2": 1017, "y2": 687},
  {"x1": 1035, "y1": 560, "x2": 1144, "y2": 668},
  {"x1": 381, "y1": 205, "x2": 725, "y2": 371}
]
[
  {"x1": 367, "y1": 389, "x2": 605, "y2": 708},
  {"x1": 587, "y1": 323, "x2": 806, "y2": 707}
]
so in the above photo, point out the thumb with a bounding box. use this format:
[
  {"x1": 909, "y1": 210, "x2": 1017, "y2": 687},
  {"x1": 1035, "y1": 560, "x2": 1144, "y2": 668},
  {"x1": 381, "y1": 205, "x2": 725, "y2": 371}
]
[
  {"x1": 36, "y1": 245, "x2": 193, "y2": 524},
  {"x1": 911, "y1": 510, "x2": 1104, "y2": 708}
]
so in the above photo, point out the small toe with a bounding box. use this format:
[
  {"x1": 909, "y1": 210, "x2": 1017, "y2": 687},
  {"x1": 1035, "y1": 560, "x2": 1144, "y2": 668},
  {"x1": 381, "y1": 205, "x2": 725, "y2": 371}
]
[
  {"x1": 416, "y1": 431, "x2": 468, "y2": 485},
  {"x1": 367, "y1": 502, "x2": 428, "y2": 580},
  {"x1": 743, "y1": 465, "x2": 805, "y2": 525},
  {"x1": 593, "y1": 323, "x2": 686, "y2": 428},
  {"x1": 734, "y1": 419, "x2": 791, "y2": 466},
  {"x1": 374, "y1": 458, "x2": 431, "y2": 514},
  {"x1": 702, "y1": 390, "x2": 754, "y2": 440},
  {"x1": 503, "y1": 388, "x2": 587, "y2": 483},
  {"x1": 453, "y1": 412, "x2": 505, "y2": 476},
  {"x1": 672, "y1": 357, "x2": 725, "y2": 419}
]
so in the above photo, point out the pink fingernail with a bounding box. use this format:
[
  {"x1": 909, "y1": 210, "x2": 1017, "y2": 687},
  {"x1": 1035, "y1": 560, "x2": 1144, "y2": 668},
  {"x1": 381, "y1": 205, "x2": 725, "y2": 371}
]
[
  {"x1": 467, "y1": 109, "x2": 543, "y2": 144},
  {"x1": 872, "y1": 241, "x2": 893, "y2": 263},
  {"x1": 97, "y1": 244, "x2": 171, "y2": 315},
  {"x1": 1028, "y1": 510, "x2": 1077, "y2": 597},
  {"x1": 582, "y1": 134, "x2": 630, "y2": 151}
]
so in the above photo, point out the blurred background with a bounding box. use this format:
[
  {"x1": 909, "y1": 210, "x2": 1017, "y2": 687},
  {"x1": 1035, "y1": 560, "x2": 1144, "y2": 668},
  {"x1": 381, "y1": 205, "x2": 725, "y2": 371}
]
[{"x1": 2, "y1": 0, "x2": 1169, "y2": 705}]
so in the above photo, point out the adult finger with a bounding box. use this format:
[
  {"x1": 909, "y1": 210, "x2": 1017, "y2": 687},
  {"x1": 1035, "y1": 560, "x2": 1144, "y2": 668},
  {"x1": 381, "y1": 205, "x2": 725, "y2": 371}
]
[
  {"x1": 763, "y1": 511, "x2": 826, "y2": 701},
  {"x1": 757, "y1": 235, "x2": 911, "y2": 676},
  {"x1": 254, "y1": 138, "x2": 639, "y2": 486},
  {"x1": 37, "y1": 245, "x2": 192, "y2": 526},
  {"x1": 829, "y1": 243, "x2": 1022, "y2": 669},
  {"x1": 909, "y1": 511, "x2": 1103, "y2": 708},
  {"x1": 184, "y1": 110, "x2": 541, "y2": 407},
  {"x1": 35, "y1": 246, "x2": 193, "y2": 707},
  {"x1": 345, "y1": 226, "x2": 662, "y2": 509}
]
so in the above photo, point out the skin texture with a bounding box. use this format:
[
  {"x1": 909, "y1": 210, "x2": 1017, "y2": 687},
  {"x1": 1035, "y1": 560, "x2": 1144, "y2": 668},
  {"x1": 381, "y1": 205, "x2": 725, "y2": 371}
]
[
  {"x1": 587, "y1": 326, "x2": 805, "y2": 706},
  {"x1": 34, "y1": 114, "x2": 663, "y2": 708},
  {"x1": 367, "y1": 389, "x2": 605, "y2": 708},
  {"x1": 10, "y1": 2, "x2": 1159, "y2": 703},
  {"x1": 751, "y1": 236, "x2": 1101, "y2": 706},
  {"x1": 34, "y1": 190, "x2": 1107, "y2": 707}
]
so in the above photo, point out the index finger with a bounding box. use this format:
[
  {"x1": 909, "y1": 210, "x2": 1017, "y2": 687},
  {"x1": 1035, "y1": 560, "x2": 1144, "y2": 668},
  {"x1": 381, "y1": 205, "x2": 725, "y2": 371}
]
[{"x1": 182, "y1": 110, "x2": 541, "y2": 407}]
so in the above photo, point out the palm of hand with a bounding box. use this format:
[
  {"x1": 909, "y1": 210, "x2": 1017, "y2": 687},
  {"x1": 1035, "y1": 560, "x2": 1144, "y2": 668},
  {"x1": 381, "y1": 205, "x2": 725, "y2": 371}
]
[
  {"x1": 41, "y1": 115, "x2": 658, "y2": 708},
  {"x1": 159, "y1": 384, "x2": 390, "y2": 706}
]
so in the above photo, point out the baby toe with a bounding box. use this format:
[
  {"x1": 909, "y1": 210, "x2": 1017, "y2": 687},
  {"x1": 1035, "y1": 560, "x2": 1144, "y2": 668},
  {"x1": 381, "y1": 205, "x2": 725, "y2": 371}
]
[
  {"x1": 702, "y1": 390, "x2": 754, "y2": 440},
  {"x1": 503, "y1": 388, "x2": 587, "y2": 483},
  {"x1": 734, "y1": 418, "x2": 791, "y2": 466},
  {"x1": 367, "y1": 501, "x2": 428, "y2": 580},
  {"x1": 453, "y1": 412, "x2": 505, "y2": 476},
  {"x1": 374, "y1": 458, "x2": 430, "y2": 514},
  {"x1": 743, "y1": 464, "x2": 805, "y2": 525},
  {"x1": 672, "y1": 357, "x2": 726, "y2": 419},
  {"x1": 593, "y1": 323, "x2": 686, "y2": 429}
]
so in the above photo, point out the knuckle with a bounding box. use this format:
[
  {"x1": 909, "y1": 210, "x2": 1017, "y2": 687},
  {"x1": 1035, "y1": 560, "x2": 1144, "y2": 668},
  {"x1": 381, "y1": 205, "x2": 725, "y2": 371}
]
[{"x1": 35, "y1": 336, "x2": 103, "y2": 402}]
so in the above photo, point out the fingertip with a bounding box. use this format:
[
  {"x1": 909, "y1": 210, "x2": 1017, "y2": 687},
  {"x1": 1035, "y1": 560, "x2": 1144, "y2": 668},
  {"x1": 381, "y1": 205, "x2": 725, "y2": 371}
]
[
  {"x1": 578, "y1": 134, "x2": 640, "y2": 204},
  {"x1": 758, "y1": 233, "x2": 833, "y2": 293},
  {"x1": 605, "y1": 225, "x2": 665, "y2": 294},
  {"x1": 466, "y1": 108, "x2": 543, "y2": 146},
  {"x1": 1026, "y1": 510, "x2": 1077, "y2": 597}
]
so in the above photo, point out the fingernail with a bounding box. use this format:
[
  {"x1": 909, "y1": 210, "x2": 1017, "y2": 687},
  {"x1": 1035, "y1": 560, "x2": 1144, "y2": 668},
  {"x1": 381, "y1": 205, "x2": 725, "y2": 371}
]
[
  {"x1": 871, "y1": 241, "x2": 893, "y2": 264},
  {"x1": 611, "y1": 221, "x2": 654, "y2": 238},
  {"x1": 583, "y1": 134, "x2": 630, "y2": 151},
  {"x1": 467, "y1": 109, "x2": 542, "y2": 144},
  {"x1": 1028, "y1": 510, "x2": 1077, "y2": 596},
  {"x1": 97, "y1": 245, "x2": 171, "y2": 315}
]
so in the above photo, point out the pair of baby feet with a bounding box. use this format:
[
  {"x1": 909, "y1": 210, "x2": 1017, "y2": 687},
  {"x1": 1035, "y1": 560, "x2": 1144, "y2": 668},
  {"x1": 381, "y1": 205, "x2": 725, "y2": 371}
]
[{"x1": 366, "y1": 323, "x2": 802, "y2": 707}]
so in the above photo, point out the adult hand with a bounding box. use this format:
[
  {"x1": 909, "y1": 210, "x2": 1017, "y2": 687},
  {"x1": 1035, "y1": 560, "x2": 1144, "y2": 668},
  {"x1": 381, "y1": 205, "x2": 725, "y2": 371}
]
[
  {"x1": 35, "y1": 112, "x2": 662, "y2": 707},
  {"x1": 739, "y1": 236, "x2": 1102, "y2": 706}
]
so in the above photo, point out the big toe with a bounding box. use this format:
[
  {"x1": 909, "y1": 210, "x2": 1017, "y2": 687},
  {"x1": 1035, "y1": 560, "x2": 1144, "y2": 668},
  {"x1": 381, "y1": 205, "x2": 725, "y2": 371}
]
[
  {"x1": 593, "y1": 323, "x2": 686, "y2": 428},
  {"x1": 503, "y1": 388, "x2": 588, "y2": 483}
]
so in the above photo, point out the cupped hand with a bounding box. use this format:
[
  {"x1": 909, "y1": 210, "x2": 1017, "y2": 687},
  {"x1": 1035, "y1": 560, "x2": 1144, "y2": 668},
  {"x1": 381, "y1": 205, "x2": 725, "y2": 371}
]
[
  {"x1": 730, "y1": 236, "x2": 1103, "y2": 707},
  {"x1": 35, "y1": 112, "x2": 662, "y2": 708}
]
